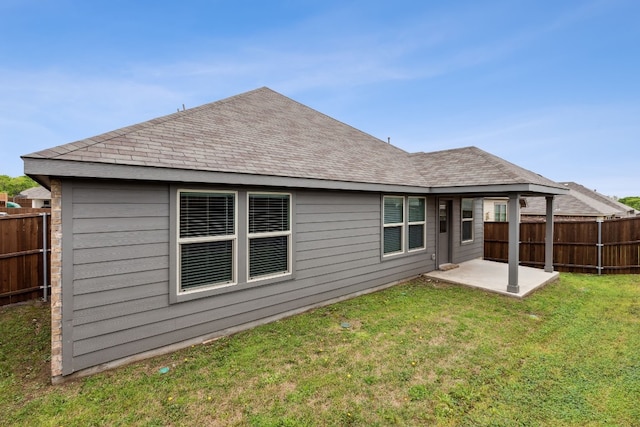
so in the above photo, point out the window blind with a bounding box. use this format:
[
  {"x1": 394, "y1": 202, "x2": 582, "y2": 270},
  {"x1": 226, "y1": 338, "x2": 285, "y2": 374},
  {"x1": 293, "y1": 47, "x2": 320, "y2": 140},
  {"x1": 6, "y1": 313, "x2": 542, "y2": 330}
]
[
  {"x1": 248, "y1": 193, "x2": 291, "y2": 280},
  {"x1": 181, "y1": 240, "x2": 233, "y2": 289},
  {"x1": 383, "y1": 197, "x2": 403, "y2": 224},
  {"x1": 408, "y1": 224, "x2": 424, "y2": 249},
  {"x1": 249, "y1": 235, "x2": 288, "y2": 278},
  {"x1": 408, "y1": 197, "x2": 425, "y2": 222},
  {"x1": 178, "y1": 191, "x2": 236, "y2": 291},
  {"x1": 462, "y1": 199, "x2": 474, "y2": 219},
  {"x1": 180, "y1": 192, "x2": 234, "y2": 238},
  {"x1": 462, "y1": 198, "x2": 474, "y2": 241},
  {"x1": 408, "y1": 197, "x2": 425, "y2": 250},
  {"x1": 384, "y1": 226, "x2": 402, "y2": 254}
]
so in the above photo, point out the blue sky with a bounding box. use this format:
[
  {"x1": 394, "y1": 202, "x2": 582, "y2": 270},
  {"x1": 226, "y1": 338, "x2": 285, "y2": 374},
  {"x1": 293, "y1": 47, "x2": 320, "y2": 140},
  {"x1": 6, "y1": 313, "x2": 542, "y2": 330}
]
[{"x1": 1, "y1": 0, "x2": 638, "y2": 197}]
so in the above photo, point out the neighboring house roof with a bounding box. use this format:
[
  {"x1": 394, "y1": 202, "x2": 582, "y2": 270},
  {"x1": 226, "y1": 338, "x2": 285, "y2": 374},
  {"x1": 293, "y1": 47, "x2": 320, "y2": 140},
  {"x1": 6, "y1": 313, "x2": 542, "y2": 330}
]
[
  {"x1": 22, "y1": 87, "x2": 567, "y2": 196},
  {"x1": 17, "y1": 185, "x2": 51, "y2": 200},
  {"x1": 523, "y1": 182, "x2": 638, "y2": 217},
  {"x1": 561, "y1": 182, "x2": 639, "y2": 216}
]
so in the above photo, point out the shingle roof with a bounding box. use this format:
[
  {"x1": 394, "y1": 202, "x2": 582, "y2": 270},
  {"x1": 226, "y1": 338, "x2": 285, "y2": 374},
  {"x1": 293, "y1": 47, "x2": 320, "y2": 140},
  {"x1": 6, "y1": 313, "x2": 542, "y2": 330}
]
[
  {"x1": 16, "y1": 185, "x2": 51, "y2": 200},
  {"x1": 523, "y1": 182, "x2": 638, "y2": 217},
  {"x1": 23, "y1": 87, "x2": 566, "y2": 193},
  {"x1": 24, "y1": 87, "x2": 421, "y2": 187},
  {"x1": 410, "y1": 146, "x2": 562, "y2": 188},
  {"x1": 561, "y1": 182, "x2": 638, "y2": 214}
]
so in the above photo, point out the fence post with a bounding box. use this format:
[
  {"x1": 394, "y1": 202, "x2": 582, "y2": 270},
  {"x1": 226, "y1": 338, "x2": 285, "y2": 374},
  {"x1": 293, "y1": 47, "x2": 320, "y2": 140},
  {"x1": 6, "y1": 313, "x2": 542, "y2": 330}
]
[
  {"x1": 42, "y1": 212, "x2": 49, "y2": 301},
  {"x1": 544, "y1": 196, "x2": 555, "y2": 272},
  {"x1": 597, "y1": 217, "x2": 603, "y2": 275}
]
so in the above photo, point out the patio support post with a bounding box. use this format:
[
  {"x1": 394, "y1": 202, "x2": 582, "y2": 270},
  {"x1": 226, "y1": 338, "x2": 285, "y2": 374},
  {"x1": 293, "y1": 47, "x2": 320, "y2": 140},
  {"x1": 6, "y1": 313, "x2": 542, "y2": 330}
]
[
  {"x1": 507, "y1": 193, "x2": 520, "y2": 293},
  {"x1": 545, "y1": 196, "x2": 554, "y2": 273}
]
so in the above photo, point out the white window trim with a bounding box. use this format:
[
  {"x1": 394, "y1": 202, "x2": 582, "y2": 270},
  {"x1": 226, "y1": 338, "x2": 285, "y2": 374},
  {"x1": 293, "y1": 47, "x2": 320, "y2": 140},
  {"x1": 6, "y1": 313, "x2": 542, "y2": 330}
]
[
  {"x1": 383, "y1": 195, "x2": 405, "y2": 257},
  {"x1": 461, "y1": 198, "x2": 474, "y2": 243},
  {"x1": 408, "y1": 196, "x2": 426, "y2": 252},
  {"x1": 247, "y1": 192, "x2": 293, "y2": 282},
  {"x1": 176, "y1": 189, "x2": 238, "y2": 295}
]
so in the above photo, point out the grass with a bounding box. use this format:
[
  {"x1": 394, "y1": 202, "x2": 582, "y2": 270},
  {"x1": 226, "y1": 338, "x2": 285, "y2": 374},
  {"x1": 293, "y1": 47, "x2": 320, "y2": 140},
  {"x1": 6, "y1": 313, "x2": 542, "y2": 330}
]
[{"x1": 1, "y1": 273, "x2": 639, "y2": 426}]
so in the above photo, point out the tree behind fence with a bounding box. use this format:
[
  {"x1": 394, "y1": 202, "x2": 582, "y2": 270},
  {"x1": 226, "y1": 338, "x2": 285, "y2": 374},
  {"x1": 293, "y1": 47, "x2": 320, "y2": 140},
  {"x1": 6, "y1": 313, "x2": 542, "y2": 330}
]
[
  {"x1": 0, "y1": 213, "x2": 51, "y2": 305},
  {"x1": 484, "y1": 217, "x2": 640, "y2": 274}
]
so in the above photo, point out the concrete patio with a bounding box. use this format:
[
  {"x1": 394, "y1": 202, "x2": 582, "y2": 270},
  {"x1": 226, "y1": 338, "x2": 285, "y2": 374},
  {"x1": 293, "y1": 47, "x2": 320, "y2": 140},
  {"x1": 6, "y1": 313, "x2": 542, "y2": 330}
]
[{"x1": 424, "y1": 258, "x2": 560, "y2": 298}]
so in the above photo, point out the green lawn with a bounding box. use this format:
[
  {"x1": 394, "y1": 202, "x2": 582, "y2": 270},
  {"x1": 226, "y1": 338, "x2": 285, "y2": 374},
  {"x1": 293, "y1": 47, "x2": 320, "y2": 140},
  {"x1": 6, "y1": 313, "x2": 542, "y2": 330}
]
[{"x1": 1, "y1": 274, "x2": 639, "y2": 426}]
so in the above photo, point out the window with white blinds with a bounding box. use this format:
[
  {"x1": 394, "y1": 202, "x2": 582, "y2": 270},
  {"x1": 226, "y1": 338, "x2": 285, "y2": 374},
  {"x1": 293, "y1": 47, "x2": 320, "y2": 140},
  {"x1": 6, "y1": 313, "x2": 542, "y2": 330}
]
[
  {"x1": 383, "y1": 196, "x2": 404, "y2": 255},
  {"x1": 383, "y1": 195, "x2": 427, "y2": 257},
  {"x1": 178, "y1": 191, "x2": 236, "y2": 292},
  {"x1": 248, "y1": 193, "x2": 291, "y2": 280},
  {"x1": 408, "y1": 197, "x2": 426, "y2": 250},
  {"x1": 462, "y1": 198, "x2": 474, "y2": 242}
]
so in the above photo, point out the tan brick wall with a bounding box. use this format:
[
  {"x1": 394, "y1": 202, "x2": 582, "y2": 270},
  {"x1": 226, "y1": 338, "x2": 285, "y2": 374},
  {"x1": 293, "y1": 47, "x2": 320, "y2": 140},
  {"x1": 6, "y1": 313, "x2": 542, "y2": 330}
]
[{"x1": 50, "y1": 179, "x2": 63, "y2": 378}]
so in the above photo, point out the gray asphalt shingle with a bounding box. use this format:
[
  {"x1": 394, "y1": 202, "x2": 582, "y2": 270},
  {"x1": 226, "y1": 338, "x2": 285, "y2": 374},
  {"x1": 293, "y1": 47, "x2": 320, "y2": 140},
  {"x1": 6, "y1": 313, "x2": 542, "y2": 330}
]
[
  {"x1": 23, "y1": 87, "x2": 565, "y2": 191},
  {"x1": 410, "y1": 146, "x2": 562, "y2": 188},
  {"x1": 523, "y1": 182, "x2": 638, "y2": 217}
]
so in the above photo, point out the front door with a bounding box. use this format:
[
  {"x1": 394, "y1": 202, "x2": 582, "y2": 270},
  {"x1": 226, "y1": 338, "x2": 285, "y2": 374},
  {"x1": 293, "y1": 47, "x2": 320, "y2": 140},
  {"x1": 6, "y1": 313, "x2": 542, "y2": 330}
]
[{"x1": 438, "y1": 201, "x2": 451, "y2": 266}]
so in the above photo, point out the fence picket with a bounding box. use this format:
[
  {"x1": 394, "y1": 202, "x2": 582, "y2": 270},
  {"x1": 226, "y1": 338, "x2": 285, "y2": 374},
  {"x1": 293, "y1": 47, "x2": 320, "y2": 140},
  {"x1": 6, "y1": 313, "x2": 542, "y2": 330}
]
[
  {"x1": 0, "y1": 213, "x2": 51, "y2": 305},
  {"x1": 484, "y1": 217, "x2": 640, "y2": 274},
  {"x1": 1, "y1": 212, "x2": 638, "y2": 306}
]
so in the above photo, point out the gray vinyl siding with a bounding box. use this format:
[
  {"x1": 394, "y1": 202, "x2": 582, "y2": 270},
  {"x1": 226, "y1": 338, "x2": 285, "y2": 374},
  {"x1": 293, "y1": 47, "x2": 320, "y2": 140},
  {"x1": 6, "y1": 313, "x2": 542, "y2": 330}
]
[
  {"x1": 63, "y1": 181, "x2": 437, "y2": 374},
  {"x1": 450, "y1": 198, "x2": 484, "y2": 264}
]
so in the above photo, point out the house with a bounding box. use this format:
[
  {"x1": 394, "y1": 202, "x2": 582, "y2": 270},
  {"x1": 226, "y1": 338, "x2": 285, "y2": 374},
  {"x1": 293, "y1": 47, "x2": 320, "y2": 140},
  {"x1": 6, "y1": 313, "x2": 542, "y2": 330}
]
[
  {"x1": 521, "y1": 182, "x2": 638, "y2": 221},
  {"x1": 15, "y1": 185, "x2": 52, "y2": 208},
  {"x1": 484, "y1": 182, "x2": 638, "y2": 222},
  {"x1": 483, "y1": 197, "x2": 510, "y2": 222},
  {"x1": 22, "y1": 87, "x2": 567, "y2": 382}
]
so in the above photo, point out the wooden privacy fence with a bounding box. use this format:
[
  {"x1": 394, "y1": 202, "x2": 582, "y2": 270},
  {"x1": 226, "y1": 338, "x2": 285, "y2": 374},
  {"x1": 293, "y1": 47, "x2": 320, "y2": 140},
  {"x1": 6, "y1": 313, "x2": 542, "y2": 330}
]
[
  {"x1": 485, "y1": 216, "x2": 640, "y2": 274},
  {"x1": 0, "y1": 213, "x2": 51, "y2": 306},
  {"x1": 0, "y1": 207, "x2": 51, "y2": 215}
]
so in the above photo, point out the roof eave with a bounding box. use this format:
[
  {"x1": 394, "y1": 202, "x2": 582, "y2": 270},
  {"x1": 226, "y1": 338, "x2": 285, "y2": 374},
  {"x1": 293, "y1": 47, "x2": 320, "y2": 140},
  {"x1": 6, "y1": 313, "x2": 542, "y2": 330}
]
[
  {"x1": 429, "y1": 183, "x2": 569, "y2": 197},
  {"x1": 24, "y1": 158, "x2": 570, "y2": 197},
  {"x1": 23, "y1": 157, "x2": 432, "y2": 194}
]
